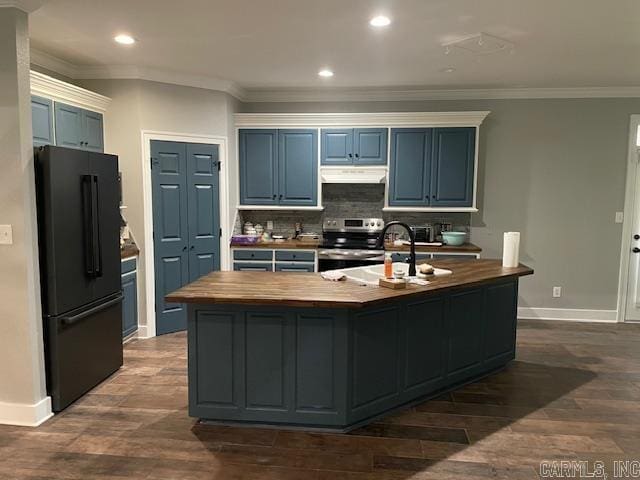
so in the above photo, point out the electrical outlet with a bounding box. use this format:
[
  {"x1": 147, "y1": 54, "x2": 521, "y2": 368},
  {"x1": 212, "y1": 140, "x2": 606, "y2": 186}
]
[
  {"x1": 0, "y1": 225, "x2": 13, "y2": 245},
  {"x1": 266, "y1": 221, "x2": 274, "y2": 231},
  {"x1": 552, "y1": 286, "x2": 562, "y2": 298},
  {"x1": 615, "y1": 212, "x2": 624, "y2": 224}
]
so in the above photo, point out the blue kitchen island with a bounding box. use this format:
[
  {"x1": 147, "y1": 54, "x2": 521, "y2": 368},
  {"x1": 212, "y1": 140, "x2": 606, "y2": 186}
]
[{"x1": 167, "y1": 259, "x2": 533, "y2": 431}]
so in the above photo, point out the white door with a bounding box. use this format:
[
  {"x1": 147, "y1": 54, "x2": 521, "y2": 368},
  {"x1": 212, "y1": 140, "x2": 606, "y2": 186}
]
[{"x1": 626, "y1": 146, "x2": 640, "y2": 321}]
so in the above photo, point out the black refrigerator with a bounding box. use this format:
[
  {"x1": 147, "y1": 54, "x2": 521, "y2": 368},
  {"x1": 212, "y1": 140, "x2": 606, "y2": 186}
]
[{"x1": 35, "y1": 145, "x2": 123, "y2": 412}]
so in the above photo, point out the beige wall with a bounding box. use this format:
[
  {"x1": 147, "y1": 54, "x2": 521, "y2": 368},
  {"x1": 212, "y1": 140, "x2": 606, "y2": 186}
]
[
  {"x1": 0, "y1": 8, "x2": 48, "y2": 419},
  {"x1": 242, "y1": 98, "x2": 640, "y2": 311},
  {"x1": 78, "y1": 79, "x2": 237, "y2": 335}
]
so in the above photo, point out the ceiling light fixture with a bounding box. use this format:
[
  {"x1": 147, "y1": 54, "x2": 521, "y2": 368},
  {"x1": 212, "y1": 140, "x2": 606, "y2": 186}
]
[
  {"x1": 441, "y1": 67, "x2": 456, "y2": 73},
  {"x1": 114, "y1": 34, "x2": 136, "y2": 45},
  {"x1": 369, "y1": 15, "x2": 391, "y2": 27},
  {"x1": 318, "y1": 69, "x2": 334, "y2": 78}
]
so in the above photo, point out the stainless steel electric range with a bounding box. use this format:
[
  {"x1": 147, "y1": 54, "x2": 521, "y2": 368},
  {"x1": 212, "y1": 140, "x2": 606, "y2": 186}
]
[{"x1": 318, "y1": 218, "x2": 386, "y2": 271}]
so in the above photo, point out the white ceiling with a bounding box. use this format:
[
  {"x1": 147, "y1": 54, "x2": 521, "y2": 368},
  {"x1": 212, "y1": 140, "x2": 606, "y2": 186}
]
[{"x1": 27, "y1": 0, "x2": 640, "y2": 100}]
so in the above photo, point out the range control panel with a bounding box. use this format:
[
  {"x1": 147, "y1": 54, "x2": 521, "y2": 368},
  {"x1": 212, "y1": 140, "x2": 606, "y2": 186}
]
[{"x1": 323, "y1": 218, "x2": 385, "y2": 233}]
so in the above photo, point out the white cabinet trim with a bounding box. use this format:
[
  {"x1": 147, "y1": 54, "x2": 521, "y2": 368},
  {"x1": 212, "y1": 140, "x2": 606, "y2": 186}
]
[
  {"x1": 30, "y1": 70, "x2": 111, "y2": 113},
  {"x1": 235, "y1": 112, "x2": 490, "y2": 128}
]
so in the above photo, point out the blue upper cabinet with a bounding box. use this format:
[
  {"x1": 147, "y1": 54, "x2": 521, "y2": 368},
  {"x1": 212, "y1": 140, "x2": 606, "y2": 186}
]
[
  {"x1": 81, "y1": 110, "x2": 104, "y2": 152},
  {"x1": 239, "y1": 129, "x2": 318, "y2": 206},
  {"x1": 321, "y1": 129, "x2": 353, "y2": 165},
  {"x1": 240, "y1": 130, "x2": 279, "y2": 205},
  {"x1": 389, "y1": 129, "x2": 432, "y2": 206},
  {"x1": 430, "y1": 128, "x2": 475, "y2": 207},
  {"x1": 53, "y1": 101, "x2": 104, "y2": 152},
  {"x1": 278, "y1": 129, "x2": 318, "y2": 206},
  {"x1": 54, "y1": 102, "x2": 83, "y2": 149},
  {"x1": 31, "y1": 96, "x2": 54, "y2": 147},
  {"x1": 354, "y1": 128, "x2": 387, "y2": 165},
  {"x1": 321, "y1": 128, "x2": 388, "y2": 166},
  {"x1": 389, "y1": 127, "x2": 476, "y2": 208}
]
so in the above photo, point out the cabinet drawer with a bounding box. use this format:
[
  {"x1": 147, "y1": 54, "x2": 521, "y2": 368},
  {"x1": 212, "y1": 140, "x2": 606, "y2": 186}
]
[
  {"x1": 275, "y1": 262, "x2": 315, "y2": 273},
  {"x1": 121, "y1": 258, "x2": 137, "y2": 274},
  {"x1": 233, "y1": 262, "x2": 274, "y2": 272},
  {"x1": 233, "y1": 249, "x2": 273, "y2": 261},
  {"x1": 274, "y1": 250, "x2": 315, "y2": 262}
]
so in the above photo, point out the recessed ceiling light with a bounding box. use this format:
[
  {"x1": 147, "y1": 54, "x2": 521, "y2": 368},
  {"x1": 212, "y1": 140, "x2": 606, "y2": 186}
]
[
  {"x1": 441, "y1": 67, "x2": 456, "y2": 73},
  {"x1": 114, "y1": 34, "x2": 136, "y2": 45},
  {"x1": 318, "y1": 69, "x2": 334, "y2": 78},
  {"x1": 369, "y1": 15, "x2": 391, "y2": 27}
]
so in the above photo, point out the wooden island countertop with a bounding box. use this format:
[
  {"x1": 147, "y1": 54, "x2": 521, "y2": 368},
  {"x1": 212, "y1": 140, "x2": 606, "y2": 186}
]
[{"x1": 167, "y1": 259, "x2": 532, "y2": 308}]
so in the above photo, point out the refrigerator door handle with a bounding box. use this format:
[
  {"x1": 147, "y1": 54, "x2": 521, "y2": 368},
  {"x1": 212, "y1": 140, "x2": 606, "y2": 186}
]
[
  {"x1": 81, "y1": 175, "x2": 95, "y2": 277},
  {"x1": 92, "y1": 175, "x2": 103, "y2": 277},
  {"x1": 60, "y1": 294, "x2": 123, "y2": 326}
]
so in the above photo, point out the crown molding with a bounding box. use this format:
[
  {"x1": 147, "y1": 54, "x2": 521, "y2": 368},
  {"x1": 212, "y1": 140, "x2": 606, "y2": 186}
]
[
  {"x1": 0, "y1": 0, "x2": 46, "y2": 13},
  {"x1": 242, "y1": 85, "x2": 640, "y2": 103},
  {"x1": 234, "y1": 111, "x2": 490, "y2": 128},
  {"x1": 30, "y1": 70, "x2": 111, "y2": 112},
  {"x1": 30, "y1": 48, "x2": 79, "y2": 78}
]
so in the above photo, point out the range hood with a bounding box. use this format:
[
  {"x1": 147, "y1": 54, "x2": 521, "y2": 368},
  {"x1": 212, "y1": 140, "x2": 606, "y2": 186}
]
[{"x1": 320, "y1": 167, "x2": 387, "y2": 184}]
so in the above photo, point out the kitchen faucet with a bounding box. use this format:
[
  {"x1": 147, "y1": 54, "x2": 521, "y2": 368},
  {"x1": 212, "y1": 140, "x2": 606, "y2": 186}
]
[{"x1": 374, "y1": 221, "x2": 417, "y2": 276}]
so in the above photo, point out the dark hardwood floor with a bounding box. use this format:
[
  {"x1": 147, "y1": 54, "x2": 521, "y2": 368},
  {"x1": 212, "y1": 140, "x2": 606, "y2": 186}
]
[{"x1": 1, "y1": 320, "x2": 639, "y2": 479}]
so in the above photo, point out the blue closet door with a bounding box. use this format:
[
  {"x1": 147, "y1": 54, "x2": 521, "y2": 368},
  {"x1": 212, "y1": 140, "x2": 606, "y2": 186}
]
[
  {"x1": 54, "y1": 102, "x2": 83, "y2": 149},
  {"x1": 31, "y1": 96, "x2": 54, "y2": 146},
  {"x1": 239, "y1": 129, "x2": 278, "y2": 205},
  {"x1": 389, "y1": 129, "x2": 432, "y2": 206},
  {"x1": 321, "y1": 129, "x2": 353, "y2": 165},
  {"x1": 186, "y1": 143, "x2": 220, "y2": 282},
  {"x1": 431, "y1": 128, "x2": 475, "y2": 207},
  {"x1": 151, "y1": 141, "x2": 189, "y2": 335},
  {"x1": 354, "y1": 128, "x2": 387, "y2": 165},
  {"x1": 278, "y1": 129, "x2": 318, "y2": 206},
  {"x1": 82, "y1": 110, "x2": 104, "y2": 152}
]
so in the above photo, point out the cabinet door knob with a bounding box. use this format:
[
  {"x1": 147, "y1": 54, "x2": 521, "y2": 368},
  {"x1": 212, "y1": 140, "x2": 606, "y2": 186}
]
[
  {"x1": 634, "y1": 247, "x2": 640, "y2": 254},
  {"x1": 182, "y1": 246, "x2": 187, "y2": 251},
  {"x1": 634, "y1": 234, "x2": 640, "y2": 240},
  {"x1": 273, "y1": 194, "x2": 276, "y2": 199},
  {"x1": 348, "y1": 153, "x2": 353, "y2": 158},
  {"x1": 355, "y1": 153, "x2": 359, "y2": 158}
]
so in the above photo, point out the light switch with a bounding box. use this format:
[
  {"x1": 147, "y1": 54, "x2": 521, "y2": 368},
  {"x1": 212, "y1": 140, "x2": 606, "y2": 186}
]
[
  {"x1": 0, "y1": 225, "x2": 13, "y2": 245},
  {"x1": 615, "y1": 212, "x2": 624, "y2": 224}
]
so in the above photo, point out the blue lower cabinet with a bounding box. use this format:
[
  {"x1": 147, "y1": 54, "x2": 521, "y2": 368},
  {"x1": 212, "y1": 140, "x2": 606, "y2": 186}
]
[
  {"x1": 187, "y1": 278, "x2": 519, "y2": 430},
  {"x1": 233, "y1": 262, "x2": 273, "y2": 272},
  {"x1": 275, "y1": 262, "x2": 314, "y2": 272},
  {"x1": 31, "y1": 96, "x2": 54, "y2": 147},
  {"x1": 233, "y1": 249, "x2": 273, "y2": 261},
  {"x1": 274, "y1": 250, "x2": 315, "y2": 262},
  {"x1": 121, "y1": 259, "x2": 138, "y2": 337}
]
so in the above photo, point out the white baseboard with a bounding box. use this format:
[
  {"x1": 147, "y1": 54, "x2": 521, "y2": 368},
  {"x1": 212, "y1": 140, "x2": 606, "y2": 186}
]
[
  {"x1": 0, "y1": 396, "x2": 53, "y2": 427},
  {"x1": 518, "y1": 307, "x2": 617, "y2": 323},
  {"x1": 136, "y1": 325, "x2": 153, "y2": 339}
]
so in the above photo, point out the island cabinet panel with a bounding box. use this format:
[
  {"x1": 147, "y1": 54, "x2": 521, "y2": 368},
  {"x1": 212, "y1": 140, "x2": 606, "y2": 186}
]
[
  {"x1": 350, "y1": 306, "x2": 400, "y2": 419},
  {"x1": 400, "y1": 297, "x2": 447, "y2": 399},
  {"x1": 192, "y1": 311, "x2": 241, "y2": 410},
  {"x1": 245, "y1": 313, "x2": 289, "y2": 411},
  {"x1": 447, "y1": 288, "x2": 485, "y2": 383},
  {"x1": 483, "y1": 281, "x2": 518, "y2": 369},
  {"x1": 295, "y1": 314, "x2": 347, "y2": 413}
]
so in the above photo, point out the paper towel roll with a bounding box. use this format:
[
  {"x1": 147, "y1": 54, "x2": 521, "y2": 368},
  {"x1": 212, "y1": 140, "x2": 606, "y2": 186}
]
[{"x1": 502, "y1": 232, "x2": 520, "y2": 268}]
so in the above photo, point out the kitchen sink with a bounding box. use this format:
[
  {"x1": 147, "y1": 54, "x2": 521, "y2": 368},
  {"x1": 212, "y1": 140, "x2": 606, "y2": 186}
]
[{"x1": 332, "y1": 263, "x2": 452, "y2": 287}]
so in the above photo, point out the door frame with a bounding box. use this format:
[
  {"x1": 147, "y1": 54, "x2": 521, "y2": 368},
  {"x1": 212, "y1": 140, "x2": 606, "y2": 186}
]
[
  {"x1": 616, "y1": 114, "x2": 640, "y2": 322},
  {"x1": 141, "y1": 130, "x2": 229, "y2": 338}
]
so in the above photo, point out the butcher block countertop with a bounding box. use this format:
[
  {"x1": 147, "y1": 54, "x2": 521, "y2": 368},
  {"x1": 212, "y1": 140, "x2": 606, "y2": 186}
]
[
  {"x1": 230, "y1": 239, "x2": 482, "y2": 254},
  {"x1": 167, "y1": 259, "x2": 532, "y2": 308}
]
